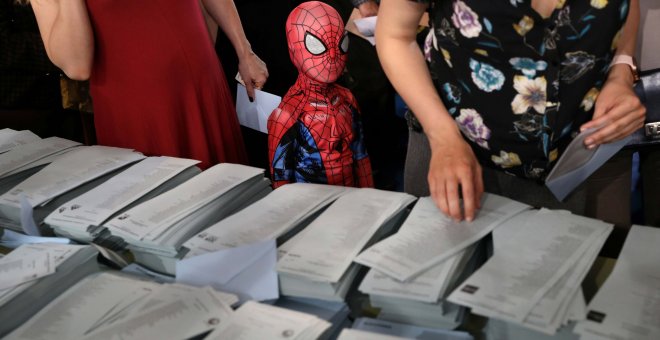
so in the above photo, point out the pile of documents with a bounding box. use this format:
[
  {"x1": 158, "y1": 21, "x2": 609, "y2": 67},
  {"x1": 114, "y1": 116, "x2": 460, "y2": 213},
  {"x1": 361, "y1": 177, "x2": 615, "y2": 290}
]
[
  {"x1": 355, "y1": 195, "x2": 528, "y2": 328},
  {"x1": 182, "y1": 183, "x2": 349, "y2": 258},
  {"x1": 104, "y1": 163, "x2": 271, "y2": 274},
  {"x1": 345, "y1": 317, "x2": 474, "y2": 340},
  {"x1": 205, "y1": 300, "x2": 331, "y2": 340},
  {"x1": 0, "y1": 243, "x2": 99, "y2": 337},
  {"x1": 447, "y1": 208, "x2": 613, "y2": 336},
  {"x1": 0, "y1": 129, "x2": 40, "y2": 153},
  {"x1": 574, "y1": 224, "x2": 660, "y2": 340},
  {"x1": 44, "y1": 156, "x2": 201, "y2": 243},
  {"x1": 5, "y1": 272, "x2": 238, "y2": 340},
  {"x1": 0, "y1": 136, "x2": 80, "y2": 196},
  {"x1": 277, "y1": 188, "x2": 416, "y2": 301},
  {"x1": 0, "y1": 145, "x2": 144, "y2": 234},
  {"x1": 275, "y1": 297, "x2": 351, "y2": 339}
]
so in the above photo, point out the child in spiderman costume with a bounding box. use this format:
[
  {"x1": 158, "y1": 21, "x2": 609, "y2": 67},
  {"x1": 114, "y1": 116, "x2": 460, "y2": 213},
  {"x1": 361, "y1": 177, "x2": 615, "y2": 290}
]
[{"x1": 268, "y1": 1, "x2": 374, "y2": 189}]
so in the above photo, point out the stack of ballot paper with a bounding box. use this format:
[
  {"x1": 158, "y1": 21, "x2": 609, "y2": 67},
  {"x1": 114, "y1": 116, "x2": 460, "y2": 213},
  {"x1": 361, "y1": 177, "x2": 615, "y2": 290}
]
[
  {"x1": 277, "y1": 188, "x2": 416, "y2": 302},
  {"x1": 205, "y1": 300, "x2": 332, "y2": 340},
  {"x1": 349, "y1": 317, "x2": 474, "y2": 340},
  {"x1": 5, "y1": 271, "x2": 239, "y2": 340},
  {"x1": 182, "y1": 183, "x2": 350, "y2": 258},
  {"x1": 360, "y1": 245, "x2": 480, "y2": 329},
  {"x1": 275, "y1": 297, "x2": 351, "y2": 339},
  {"x1": 355, "y1": 195, "x2": 526, "y2": 328},
  {"x1": 0, "y1": 243, "x2": 99, "y2": 337},
  {"x1": 0, "y1": 137, "x2": 81, "y2": 196},
  {"x1": 447, "y1": 208, "x2": 613, "y2": 336},
  {"x1": 44, "y1": 156, "x2": 201, "y2": 243},
  {"x1": 574, "y1": 225, "x2": 660, "y2": 340},
  {"x1": 0, "y1": 145, "x2": 144, "y2": 234},
  {"x1": 104, "y1": 163, "x2": 271, "y2": 274},
  {"x1": 0, "y1": 129, "x2": 40, "y2": 154}
]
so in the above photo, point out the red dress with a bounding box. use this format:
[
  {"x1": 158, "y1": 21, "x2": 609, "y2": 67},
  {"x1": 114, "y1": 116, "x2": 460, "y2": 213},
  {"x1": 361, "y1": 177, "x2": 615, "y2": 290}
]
[{"x1": 86, "y1": 0, "x2": 247, "y2": 169}]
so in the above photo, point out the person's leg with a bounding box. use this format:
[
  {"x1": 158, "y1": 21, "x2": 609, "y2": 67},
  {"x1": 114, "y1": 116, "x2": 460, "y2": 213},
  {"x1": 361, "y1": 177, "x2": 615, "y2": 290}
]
[{"x1": 403, "y1": 124, "x2": 431, "y2": 197}]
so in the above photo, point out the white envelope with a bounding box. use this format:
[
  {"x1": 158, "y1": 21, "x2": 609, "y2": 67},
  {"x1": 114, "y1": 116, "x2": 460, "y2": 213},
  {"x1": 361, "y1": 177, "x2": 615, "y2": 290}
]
[
  {"x1": 176, "y1": 239, "x2": 279, "y2": 302},
  {"x1": 545, "y1": 128, "x2": 630, "y2": 201},
  {"x1": 235, "y1": 83, "x2": 282, "y2": 134}
]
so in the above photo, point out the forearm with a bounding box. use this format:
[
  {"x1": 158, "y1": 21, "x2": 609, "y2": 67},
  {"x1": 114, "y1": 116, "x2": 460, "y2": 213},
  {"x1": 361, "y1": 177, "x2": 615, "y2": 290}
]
[
  {"x1": 31, "y1": 0, "x2": 93, "y2": 80},
  {"x1": 376, "y1": 0, "x2": 460, "y2": 147},
  {"x1": 608, "y1": 0, "x2": 639, "y2": 86},
  {"x1": 201, "y1": 0, "x2": 252, "y2": 58}
]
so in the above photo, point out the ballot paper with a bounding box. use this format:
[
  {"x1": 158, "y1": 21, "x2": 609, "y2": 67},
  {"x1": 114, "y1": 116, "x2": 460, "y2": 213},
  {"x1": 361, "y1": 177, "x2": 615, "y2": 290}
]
[
  {"x1": 546, "y1": 128, "x2": 630, "y2": 201},
  {"x1": 236, "y1": 83, "x2": 281, "y2": 133},
  {"x1": 0, "y1": 248, "x2": 53, "y2": 290},
  {"x1": 80, "y1": 284, "x2": 234, "y2": 340},
  {"x1": 105, "y1": 163, "x2": 263, "y2": 242},
  {"x1": 0, "y1": 129, "x2": 40, "y2": 154},
  {"x1": 574, "y1": 225, "x2": 660, "y2": 340},
  {"x1": 183, "y1": 183, "x2": 349, "y2": 258},
  {"x1": 359, "y1": 245, "x2": 473, "y2": 304},
  {"x1": 0, "y1": 243, "x2": 99, "y2": 337},
  {"x1": 278, "y1": 189, "x2": 416, "y2": 283},
  {"x1": 0, "y1": 136, "x2": 80, "y2": 178},
  {"x1": 338, "y1": 329, "x2": 409, "y2": 340},
  {"x1": 447, "y1": 209, "x2": 612, "y2": 323},
  {"x1": 6, "y1": 272, "x2": 235, "y2": 340},
  {"x1": 0, "y1": 229, "x2": 70, "y2": 249},
  {"x1": 44, "y1": 156, "x2": 200, "y2": 241},
  {"x1": 351, "y1": 317, "x2": 474, "y2": 340},
  {"x1": 355, "y1": 194, "x2": 529, "y2": 282},
  {"x1": 205, "y1": 300, "x2": 332, "y2": 340}
]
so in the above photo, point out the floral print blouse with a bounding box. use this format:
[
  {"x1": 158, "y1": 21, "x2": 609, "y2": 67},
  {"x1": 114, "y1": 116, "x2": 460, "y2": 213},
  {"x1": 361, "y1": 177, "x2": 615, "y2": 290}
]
[{"x1": 414, "y1": 0, "x2": 629, "y2": 180}]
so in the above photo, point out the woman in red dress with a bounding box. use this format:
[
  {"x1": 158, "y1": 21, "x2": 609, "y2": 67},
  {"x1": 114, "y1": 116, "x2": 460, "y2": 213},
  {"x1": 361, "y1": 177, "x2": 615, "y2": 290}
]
[{"x1": 28, "y1": 0, "x2": 268, "y2": 169}]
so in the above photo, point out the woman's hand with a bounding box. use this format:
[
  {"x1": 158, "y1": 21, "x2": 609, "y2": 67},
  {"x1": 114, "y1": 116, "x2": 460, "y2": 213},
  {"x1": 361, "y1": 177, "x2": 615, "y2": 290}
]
[
  {"x1": 427, "y1": 132, "x2": 484, "y2": 222},
  {"x1": 238, "y1": 50, "x2": 268, "y2": 100},
  {"x1": 580, "y1": 65, "x2": 646, "y2": 148}
]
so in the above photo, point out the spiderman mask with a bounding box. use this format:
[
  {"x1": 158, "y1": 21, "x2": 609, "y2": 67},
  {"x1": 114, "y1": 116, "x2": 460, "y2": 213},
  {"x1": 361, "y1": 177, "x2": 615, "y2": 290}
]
[{"x1": 286, "y1": 1, "x2": 349, "y2": 84}]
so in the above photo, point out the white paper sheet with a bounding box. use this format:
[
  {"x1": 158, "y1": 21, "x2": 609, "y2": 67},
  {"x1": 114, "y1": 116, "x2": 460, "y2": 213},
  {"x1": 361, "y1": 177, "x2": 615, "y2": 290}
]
[
  {"x1": 104, "y1": 163, "x2": 262, "y2": 241},
  {"x1": 0, "y1": 129, "x2": 40, "y2": 154},
  {"x1": 447, "y1": 209, "x2": 612, "y2": 323},
  {"x1": 176, "y1": 239, "x2": 279, "y2": 302},
  {"x1": 236, "y1": 83, "x2": 281, "y2": 133},
  {"x1": 0, "y1": 137, "x2": 80, "y2": 178},
  {"x1": 574, "y1": 225, "x2": 660, "y2": 340},
  {"x1": 45, "y1": 156, "x2": 199, "y2": 229},
  {"x1": 277, "y1": 189, "x2": 416, "y2": 283},
  {"x1": 0, "y1": 145, "x2": 144, "y2": 207},
  {"x1": 205, "y1": 300, "x2": 331, "y2": 340},
  {"x1": 81, "y1": 284, "x2": 234, "y2": 340},
  {"x1": 183, "y1": 183, "x2": 348, "y2": 257},
  {"x1": 355, "y1": 194, "x2": 529, "y2": 282},
  {"x1": 0, "y1": 248, "x2": 53, "y2": 290}
]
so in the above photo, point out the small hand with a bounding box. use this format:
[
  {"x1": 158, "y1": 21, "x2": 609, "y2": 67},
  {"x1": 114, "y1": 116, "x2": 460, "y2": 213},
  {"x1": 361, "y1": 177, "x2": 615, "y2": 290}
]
[
  {"x1": 238, "y1": 50, "x2": 268, "y2": 101},
  {"x1": 428, "y1": 134, "x2": 483, "y2": 222},
  {"x1": 580, "y1": 66, "x2": 646, "y2": 149},
  {"x1": 357, "y1": 1, "x2": 379, "y2": 17}
]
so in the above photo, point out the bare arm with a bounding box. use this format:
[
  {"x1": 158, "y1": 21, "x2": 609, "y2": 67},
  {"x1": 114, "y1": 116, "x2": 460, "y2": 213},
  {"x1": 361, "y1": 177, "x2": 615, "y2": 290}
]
[
  {"x1": 376, "y1": 0, "x2": 483, "y2": 221},
  {"x1": 30, "y1": 0, "x2": 93, "y2": 80},
  {"x1": 581, "y1": 0, "x2": 645, "y2": 147},
  {"x1": 201, "y1": 0, "x2": 268, "y2": 99}
]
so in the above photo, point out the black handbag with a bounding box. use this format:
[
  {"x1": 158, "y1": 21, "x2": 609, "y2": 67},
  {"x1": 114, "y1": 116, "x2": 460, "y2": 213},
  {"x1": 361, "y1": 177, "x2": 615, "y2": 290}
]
[{"x1": 629, "y1": 68, "x2": 660, "y2": 146}]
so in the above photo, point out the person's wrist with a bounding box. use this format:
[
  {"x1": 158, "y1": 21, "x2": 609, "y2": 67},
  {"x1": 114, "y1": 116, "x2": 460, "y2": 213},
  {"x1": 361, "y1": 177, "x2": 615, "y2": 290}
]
[
  {"x1": 607, "y1": 64, "x2": 636, "y2": 87},
  {"x1": 608, "y1": 55, "x2": 639, "y2": 85}
]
